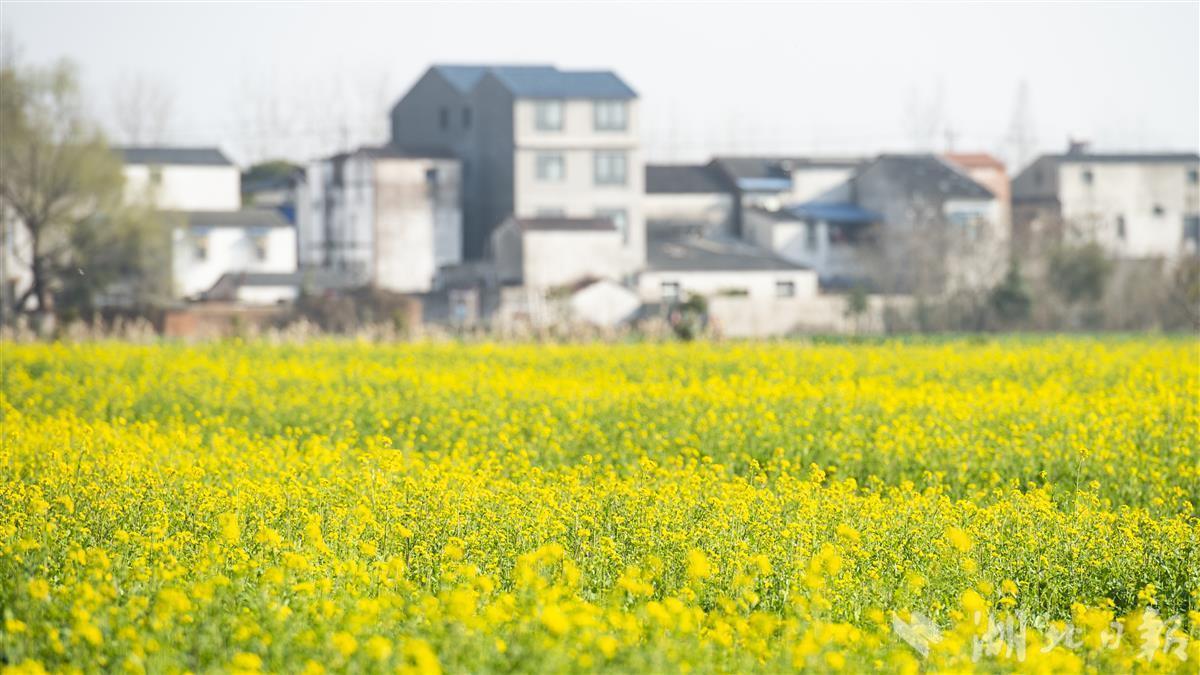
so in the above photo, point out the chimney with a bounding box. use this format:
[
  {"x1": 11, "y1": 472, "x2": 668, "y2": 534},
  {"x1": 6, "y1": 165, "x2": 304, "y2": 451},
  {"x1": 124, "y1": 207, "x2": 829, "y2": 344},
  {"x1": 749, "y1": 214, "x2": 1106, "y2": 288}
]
[{"x1": 1066, "y1": 138, "x2": 1091, "y2": 156}]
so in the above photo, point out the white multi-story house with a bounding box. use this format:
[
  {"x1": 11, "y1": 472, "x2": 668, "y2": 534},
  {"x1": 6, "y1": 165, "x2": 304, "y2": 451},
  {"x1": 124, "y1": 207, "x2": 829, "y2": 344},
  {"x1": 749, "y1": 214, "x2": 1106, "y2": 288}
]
[
  {"x1": 299, "y1": 146, "x2": 462, "y2": 293},
  {"x1": 390, "y1": 64, "x2": 644, "y2": 275},
  {"x1": 1012, "y1": 142, "x2": 1200, "y2": 259}
]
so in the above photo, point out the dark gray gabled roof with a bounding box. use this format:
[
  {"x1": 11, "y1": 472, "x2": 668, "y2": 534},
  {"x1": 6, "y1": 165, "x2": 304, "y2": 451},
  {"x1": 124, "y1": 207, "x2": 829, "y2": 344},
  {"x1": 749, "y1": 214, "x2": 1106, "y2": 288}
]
[
  {"x1": 1051, "y1": 152, "x2": 1200, "y2": 164},
  {"x1": 647, "y1": 233, "x2": 807, "y2": 272},
  {"x1": 863, "y1": 154, "x2": 994, "y2": 199},
  {"x1": 460, "y1": 65, "x2": 636, "y2": 99},
  {"x1": 516, "y1": 216, "x2": 617, "y2": 232},
  {"x1": 180, "y1": 209, "x2": 292, "y2": 228},
  {"x1": 431, "y1": 65, "x2": 504, "y2": 93},
  {"x1": 645, "y1": 164, "x2": 729, "y2": 194},
  {"x1": 118, "y1": 147, "x2": 232, "y2": 167},
  {"x1": 202, "y1": 268, "x2": 359, "y2": 301}
]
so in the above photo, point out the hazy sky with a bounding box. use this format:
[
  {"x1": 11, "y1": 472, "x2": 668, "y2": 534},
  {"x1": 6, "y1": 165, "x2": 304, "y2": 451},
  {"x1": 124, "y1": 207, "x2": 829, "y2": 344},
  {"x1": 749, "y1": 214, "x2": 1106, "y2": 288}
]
[{"x1": 4, "y1": 2, "x2": 1198, "y2": 168}]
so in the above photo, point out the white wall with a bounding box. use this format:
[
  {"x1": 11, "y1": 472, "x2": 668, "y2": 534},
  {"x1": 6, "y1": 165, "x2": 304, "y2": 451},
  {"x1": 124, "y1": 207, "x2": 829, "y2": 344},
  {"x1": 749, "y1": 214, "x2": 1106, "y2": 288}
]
[
  {"x1": 637, "y1": 268, "x2": 817, "y2": 303},
  {"x1": 236, "y1": 285, "x2": 298, "y2": 306},
  {"x1": 707, "y1": 293, "x2": 900, "y2": 337},
  {"x1": 124, "y1": 164, "x2": 240, "y2": 211},
  {"x1": 1058, "y1": 161, "x2": 1200, "y2": 259},
  {"x1": 373, "y1": 158, "x2": 462, "y2": 293},
  {"x1": 299, "y1": 154, "x2": 463, "y2": 293},
  {"x1": 644, "y1": 193, "x2": 733, "y2": 230},
  {"x1": 512, "y1": 98, "x2": 645, "y2": 275},
  {"x1": 569, "y1": 280, "x2": 640, "y2": 327},
  {"x1": 512, "y1": 99, "x2": 639, "y2": 149},
  {"x1": 788, "y1": 167, "x2": 856, "y2": 204},
  {"x1": 523, "y1": 229, "x2": 624, "y2": 288},
  {"x1": 173, "y1": 225, "x2": 296, "y2": 299}
]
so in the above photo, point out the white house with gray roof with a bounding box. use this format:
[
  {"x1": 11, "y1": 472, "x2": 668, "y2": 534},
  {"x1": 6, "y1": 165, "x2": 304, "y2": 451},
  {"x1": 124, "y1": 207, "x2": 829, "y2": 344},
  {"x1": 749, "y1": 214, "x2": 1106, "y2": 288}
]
[
  {"x1": 119, "y1": 147, "x2": 241, "y2": 212},
  {"x1": 390, "y1": 64, "x2": 644, "y2": 272},
  {"x1": 1011, "y1": 142, "x2": 1200, "y2": 259},
  {"x1": 644, "y1": 164, "x2": 734, "y2": 234},
  {"x1": 119, "y1": 147, "x2": 298, "y2": 303}
]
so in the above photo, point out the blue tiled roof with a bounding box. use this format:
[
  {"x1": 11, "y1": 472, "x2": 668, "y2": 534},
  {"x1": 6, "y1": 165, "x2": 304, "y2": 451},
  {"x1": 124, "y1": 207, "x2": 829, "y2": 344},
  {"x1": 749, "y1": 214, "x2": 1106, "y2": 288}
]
[
  {"x1": 786, "y1": 202, "x2": 881, "y2": 225},
  {"x1": 433, "y1": 64, "x2": 636, "y2": 99}
]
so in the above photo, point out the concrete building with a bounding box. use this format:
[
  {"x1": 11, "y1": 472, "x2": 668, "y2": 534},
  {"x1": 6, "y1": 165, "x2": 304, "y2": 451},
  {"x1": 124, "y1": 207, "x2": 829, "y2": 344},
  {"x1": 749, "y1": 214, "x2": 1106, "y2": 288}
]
[
  {"x1": 638, "y1": 232, "x2": 816, "y2": 303},
  {"x1": 742, "y1": 154, "x2": 1002, "y2": 294},
  {"x1": 171, "y1": 209, "x2": 297, "y2": 302},
  {"x1": 745, "y1": 203, "x2": 882, "y2": 290},
  {"x1": 1011, "y1": 143, "x2": 1200, "y2": 258},
  {"x1": 299, "y1": 146, "x2": 462, "y2": 293},
  {"x1": 644, "y1": 164, "x2": 733, "y2": 233},
  {"x1": 491, "y1": 216, "x2": 624, "y2": 289},
  {"x1": 850, "y1": 154, "x2": 1005, "y2": 294},
  {"x1": 119, "y1": 147, "x2": 241, "y2": 212},
  {"x1": 709, "y1": 156, "x2": 863, "y2": 236},
  {"x1": 390, "y1": 64, "x2": 644, "y2": 272},
  {"x1": 637, "y1": 232, "x2": 822, "y2": 337}
]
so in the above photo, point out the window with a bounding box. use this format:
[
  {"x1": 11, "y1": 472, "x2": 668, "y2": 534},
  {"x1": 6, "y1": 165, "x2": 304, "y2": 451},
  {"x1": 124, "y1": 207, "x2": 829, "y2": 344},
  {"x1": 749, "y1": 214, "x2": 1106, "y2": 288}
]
[
  {"x1": 535, "y1": 153, "x2": 565, "y2": 182},
  {"x1": 1115, "y1": 215, "x2": 1126, "y2": 240},
  {"x1": 1188, "y1": 169, "x2": 1198, "y2": 184},
  {"x1": 661, "y1": 281, "x2": 681, "y2": 303},
  {"x1": 438, "y1": 106, "x2": 450, "y2": 131},
  {"x1": 149, "y1": 166, "x2": 163, "y2": 186},
  {"x1": 1184, "y1": 216, "x2": 1200, "y2": 244},
  {"x1": 191, "y1": 230, "x2": 210, "y2": 262},
  {"x1": 596, "y1": 208, "x2": 629, "y2": 244},
  {"x1": 426, "y1": 168, "x2": 439, "y2": 186},
  {"x1": 462, "y1": 107, "x2": 472, "y2": 129},
  {"x1": 594, "y1": 151, "x2": 627, "y2": 185},
  {"x1": 1153, "y1": 204, "x2": 1165, "y2": 217},
  {"x1": 535, "y1": 100, "x2": 564, "y2": 131},
  {"x1": 776, "y1": 280, "x2": 796, "y2": 298},
  {"x1": 593, "y1": 100, "x2": 628, "y2": 131},
  {"x1": 1082, "y1": 169, "x2": 1094, "y2": 185},
  {"x1": 250, "y1": 230, "x2": 268, "y2": 261}
]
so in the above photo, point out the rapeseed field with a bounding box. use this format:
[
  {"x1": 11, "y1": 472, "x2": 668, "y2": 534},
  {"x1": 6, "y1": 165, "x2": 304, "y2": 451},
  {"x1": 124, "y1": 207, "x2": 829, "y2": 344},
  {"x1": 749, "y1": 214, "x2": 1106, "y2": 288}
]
[{"x1": 1, "y1": 338, "x2": 1197, "y2": 672}]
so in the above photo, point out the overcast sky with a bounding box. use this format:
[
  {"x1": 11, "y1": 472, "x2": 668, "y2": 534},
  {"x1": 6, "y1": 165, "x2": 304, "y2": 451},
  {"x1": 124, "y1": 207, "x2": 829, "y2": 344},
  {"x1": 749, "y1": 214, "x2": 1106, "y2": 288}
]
[{"x1": 4, "y1": 2, "x2": 1198, "y2": 168}]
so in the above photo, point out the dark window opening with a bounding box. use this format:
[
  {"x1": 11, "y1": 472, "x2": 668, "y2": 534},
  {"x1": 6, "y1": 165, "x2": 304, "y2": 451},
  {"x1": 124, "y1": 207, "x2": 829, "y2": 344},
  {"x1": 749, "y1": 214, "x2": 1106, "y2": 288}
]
[
  {"x1": 1082, "y1": 169, "x2": 1094, "y2": 185},
  {"x1": 1116, "y1": 215, "x2": 1126, "y2": 240},
  {"x1": 462, "y1": 107, "x2": 472, "y2": 129},
  {"x1": 1153, "y1": 204, "x2": 1165, "y2": 217},
  {"x1": 438, "y1": 106, "x2": 449, "y2": 131}
]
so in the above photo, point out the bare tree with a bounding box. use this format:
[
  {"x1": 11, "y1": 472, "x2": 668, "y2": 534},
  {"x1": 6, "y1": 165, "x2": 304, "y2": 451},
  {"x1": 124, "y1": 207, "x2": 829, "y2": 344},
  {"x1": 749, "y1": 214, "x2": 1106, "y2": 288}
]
[
  {"x1": 110, "y1": 72, "x2": 174, "y2": 145},
  {"x1": 1004, "y1": 80, "x2": 1036, "y2": 172},
  {"x1": 901, "y1": 81, "x2": 945, "y2": 153}
]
